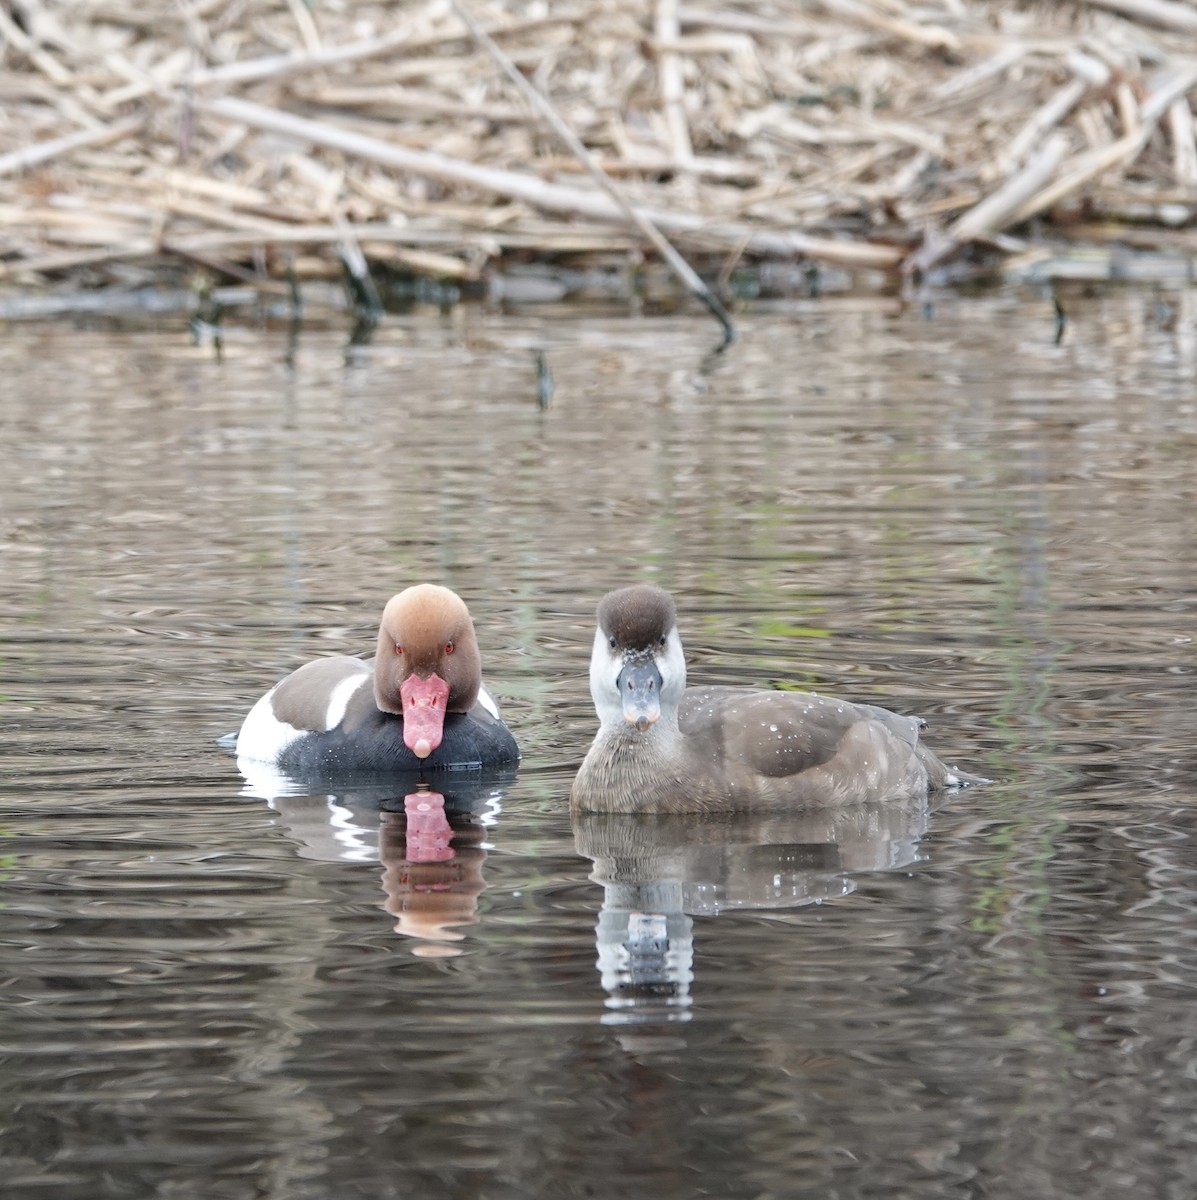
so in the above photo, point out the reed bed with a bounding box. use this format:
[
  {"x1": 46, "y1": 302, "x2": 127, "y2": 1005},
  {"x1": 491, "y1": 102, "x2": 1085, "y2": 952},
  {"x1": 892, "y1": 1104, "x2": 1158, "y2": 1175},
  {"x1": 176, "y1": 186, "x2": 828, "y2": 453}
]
[{"x1": 1, "y1": 0, "x2": 1195, "y2": 304}]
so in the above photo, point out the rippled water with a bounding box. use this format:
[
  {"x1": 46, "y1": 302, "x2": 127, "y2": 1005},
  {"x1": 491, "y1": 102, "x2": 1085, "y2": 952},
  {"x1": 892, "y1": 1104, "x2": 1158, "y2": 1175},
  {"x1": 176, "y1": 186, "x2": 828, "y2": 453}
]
[{"x1": 2, "y1": 288, "x2": 1195, "y2": 1199}]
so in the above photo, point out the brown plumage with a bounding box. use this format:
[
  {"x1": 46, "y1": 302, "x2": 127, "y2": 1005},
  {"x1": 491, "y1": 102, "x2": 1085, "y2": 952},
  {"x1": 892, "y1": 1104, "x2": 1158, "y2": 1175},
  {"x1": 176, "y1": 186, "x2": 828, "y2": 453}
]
[
  {"x1": 372, "y1": 584, "x2": 482, "y2": 716},
  {"x1": 572, "y1": 584, "x2": 984, "y2": 814}
]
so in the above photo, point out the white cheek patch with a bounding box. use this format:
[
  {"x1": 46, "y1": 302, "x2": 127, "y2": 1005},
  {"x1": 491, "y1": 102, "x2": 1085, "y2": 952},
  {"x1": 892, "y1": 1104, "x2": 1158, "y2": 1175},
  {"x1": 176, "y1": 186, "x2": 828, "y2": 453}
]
[
  {"x1": 325, "y1": 673, "x2": 368, "y2": 731},
  {"x1": 235, "y1": 685, "x2": 304, "y2": 764},
  {"x1": 589, "y1": 633, "x2": 627, "y2": 729},
  {"x1": 661, "y1": 631, "x2": 687, "y2": 700},
  {"x1": 476, "y1": 684, "x2": 501, "y2": 720}
]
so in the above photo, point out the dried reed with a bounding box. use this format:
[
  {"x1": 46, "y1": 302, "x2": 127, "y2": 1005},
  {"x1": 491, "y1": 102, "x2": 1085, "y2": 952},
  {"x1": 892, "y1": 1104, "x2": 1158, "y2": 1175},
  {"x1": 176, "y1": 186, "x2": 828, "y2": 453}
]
[{"x1": 0, "y1": 0, "x2": 1194, "y2": 301}]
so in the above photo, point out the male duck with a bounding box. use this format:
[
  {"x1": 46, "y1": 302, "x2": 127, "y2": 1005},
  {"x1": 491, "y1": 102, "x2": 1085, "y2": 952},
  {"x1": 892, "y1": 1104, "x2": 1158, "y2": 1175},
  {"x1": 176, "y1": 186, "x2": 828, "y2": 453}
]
[
  {"x1": 236, "y1": 585, "x2": 519, "y2": 775},
  {"x1": 571, "y1": 584, "x2": 982, "y2": 813}
]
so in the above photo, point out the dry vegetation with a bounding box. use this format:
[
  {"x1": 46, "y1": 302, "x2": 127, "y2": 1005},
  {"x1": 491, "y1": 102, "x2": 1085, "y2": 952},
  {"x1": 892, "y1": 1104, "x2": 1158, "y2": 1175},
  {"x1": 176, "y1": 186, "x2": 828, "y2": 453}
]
[{"x1": 1, "y1": 0, "x2": 1196, "y2": 303}]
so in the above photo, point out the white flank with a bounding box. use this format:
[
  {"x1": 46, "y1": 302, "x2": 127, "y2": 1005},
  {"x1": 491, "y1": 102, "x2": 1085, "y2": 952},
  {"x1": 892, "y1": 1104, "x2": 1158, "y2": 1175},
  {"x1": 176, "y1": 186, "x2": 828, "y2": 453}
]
[
  {"x1": 235, "y1": 685, "x2": 304, "y2": 764},
  {"x1": 477, "y1": 683, "x2": 501, "y2": 720}
]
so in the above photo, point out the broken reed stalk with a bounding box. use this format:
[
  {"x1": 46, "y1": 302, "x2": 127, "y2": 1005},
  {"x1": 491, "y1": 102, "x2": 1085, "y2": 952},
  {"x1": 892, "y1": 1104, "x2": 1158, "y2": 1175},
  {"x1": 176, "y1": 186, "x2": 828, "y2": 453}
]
[
  {"x1": 1011, "y1": 64, "x2": 1197, "y2": 224},
  {"x1": 1166, "y1": 97, "x2": 1197, "y2": 186},
  {"x1": 951, "y1": 134, "x2": 1071, "y2": 242},
  {"x1": 906, "y1": 133, "x2": 1069, "y2": 277},
  {"x1": 0, "y1": 117, "x2": 142, "y2": 177},
  {"x1": 1083, "y1": 0, "x2": 1197, "y2": 35},
  {"x1": 447, "y1": 0, "x2": 735, "y2": 343},
  {"x1": 0, "y1": 3, "x2": 73, "y2": 85},
  {"x1": 997, "y1": 48, "x2": 1108, "y2": 171},
  {"x1": 816, "y1": 0, "x2": 960, "y2": 51},
  {"x1": 908, "y1": 61, "x2": 1197, "y2": 278},
  {"x1": 655, "y1": 0, "x2": 694, "y2": 168},
  {"x1": 194, "y1": 24, "x2": 414, "y2": 88}
]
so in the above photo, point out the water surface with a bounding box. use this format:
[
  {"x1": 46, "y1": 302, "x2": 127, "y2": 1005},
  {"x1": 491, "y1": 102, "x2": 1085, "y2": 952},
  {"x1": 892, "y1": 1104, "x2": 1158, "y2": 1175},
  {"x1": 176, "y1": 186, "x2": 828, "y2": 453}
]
[{"x1": 2, "y1": 288, "x2": 1195, "y2": 1199}]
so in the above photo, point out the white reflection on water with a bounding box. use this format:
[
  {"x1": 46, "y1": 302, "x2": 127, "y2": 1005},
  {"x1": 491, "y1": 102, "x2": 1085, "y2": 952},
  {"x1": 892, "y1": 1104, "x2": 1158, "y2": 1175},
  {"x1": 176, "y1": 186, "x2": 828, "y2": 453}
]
[
  {"x1": 577, "y1": 798, "x2": 929, "y2": 1026},
  {"x1": 261, "y1": 773, "x2": 512, "y2": 953}
]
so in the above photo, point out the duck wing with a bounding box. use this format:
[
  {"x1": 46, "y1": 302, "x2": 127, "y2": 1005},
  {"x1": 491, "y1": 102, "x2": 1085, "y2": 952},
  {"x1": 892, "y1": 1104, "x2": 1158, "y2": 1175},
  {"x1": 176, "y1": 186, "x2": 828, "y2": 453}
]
[
  {"x1": 270, "y1": 656, "x2": 371, "y2": 732},
  {"x1": 679, "y1": 686, "x2": 929, "y2": 803}
]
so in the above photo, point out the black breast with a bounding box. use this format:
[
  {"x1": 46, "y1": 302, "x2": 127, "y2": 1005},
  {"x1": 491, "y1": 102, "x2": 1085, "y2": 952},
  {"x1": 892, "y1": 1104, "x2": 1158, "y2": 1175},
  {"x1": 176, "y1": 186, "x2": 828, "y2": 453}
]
[{"x1": 277, "y1": 702, "x2": 519, "y2": 775}]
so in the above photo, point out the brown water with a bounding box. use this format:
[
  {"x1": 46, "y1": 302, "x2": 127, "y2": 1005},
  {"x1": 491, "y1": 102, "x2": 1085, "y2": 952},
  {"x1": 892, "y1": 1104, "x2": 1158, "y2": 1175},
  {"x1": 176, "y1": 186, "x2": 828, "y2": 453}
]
[{"x1": 2, "y1": 288, "x2": 1195, "y2": 1200}]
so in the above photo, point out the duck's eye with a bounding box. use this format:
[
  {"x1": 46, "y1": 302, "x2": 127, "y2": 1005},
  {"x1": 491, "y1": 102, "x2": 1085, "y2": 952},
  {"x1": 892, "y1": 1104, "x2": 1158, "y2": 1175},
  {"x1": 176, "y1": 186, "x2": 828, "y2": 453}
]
[
  {"x1": 608, "y1": 635, "x2": 617, "y2": 649},
  {"x1": 659, "y1": 635, "x2": 667, "y2": 646},
  {"x1": 394, "y1": 643, "x2": 403, "y2": 655},
  {"x1": 444, "y1": 641, "x2": 455, "y2": 655}
]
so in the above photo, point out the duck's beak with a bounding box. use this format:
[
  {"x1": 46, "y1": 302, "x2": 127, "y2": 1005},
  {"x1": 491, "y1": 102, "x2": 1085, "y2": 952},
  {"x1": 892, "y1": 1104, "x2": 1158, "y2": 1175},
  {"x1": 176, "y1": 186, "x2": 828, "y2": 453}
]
[
  {"x1": 400, "y1": 672, "x2": 451, "y2": 758},
  {"x1": 617, "y1": 657, "x2": 662, "y2": 731}
]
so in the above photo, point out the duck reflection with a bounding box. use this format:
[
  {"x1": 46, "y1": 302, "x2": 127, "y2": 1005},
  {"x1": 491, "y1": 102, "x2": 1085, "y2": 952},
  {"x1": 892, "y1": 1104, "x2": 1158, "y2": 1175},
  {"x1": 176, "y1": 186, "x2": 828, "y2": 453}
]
[
  {"x1": 574, "y1": 797, "x2": 930, "y2": 1024},
  {"x1": 245, "y1": 767, "x2": 515, "y2": 955},
  {"x1": 379, "y1": 791, "x2": 488, "y2": 951}
]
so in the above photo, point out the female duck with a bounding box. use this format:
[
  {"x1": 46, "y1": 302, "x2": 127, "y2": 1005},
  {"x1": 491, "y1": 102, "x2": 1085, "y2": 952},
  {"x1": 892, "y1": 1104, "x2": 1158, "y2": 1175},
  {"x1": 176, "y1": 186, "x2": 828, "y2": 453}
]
[
  {"x1": 571, "y1": 585, "x2": 981, "y2": 813},
  {"x1": 237, "y1": 584, "x2": 519, "y2": 775}
]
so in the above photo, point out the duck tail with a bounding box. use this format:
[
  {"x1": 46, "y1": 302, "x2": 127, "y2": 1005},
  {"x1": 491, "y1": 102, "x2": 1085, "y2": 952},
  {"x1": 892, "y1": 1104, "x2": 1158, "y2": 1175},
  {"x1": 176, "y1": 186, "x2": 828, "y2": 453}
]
[{"x1": 918, "y1": 743, "x2": 990, "y2": 791}]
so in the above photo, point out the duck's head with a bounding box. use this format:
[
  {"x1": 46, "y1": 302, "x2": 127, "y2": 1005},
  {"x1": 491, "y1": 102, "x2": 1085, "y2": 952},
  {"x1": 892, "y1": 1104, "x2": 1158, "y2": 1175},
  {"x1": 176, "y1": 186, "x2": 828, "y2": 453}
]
[
  {"x1": 590, "y1": 585, "x2": 687, "y2": 732},
  {"x1": 374, "y1": 585, "x2": 483, "y2": 758}
]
